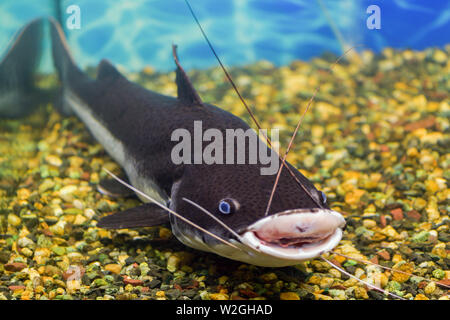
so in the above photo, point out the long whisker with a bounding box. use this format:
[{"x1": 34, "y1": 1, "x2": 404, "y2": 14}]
[
  {"x1": 182, "y1": 197, "x2": 243, "y2": 241},
  {"x1": 331, "y1": 250, "x2": 450, "y2": 289},
  {"x1": 184, "y1": 0, "x2": 262, "y2": 134},
  {"x1": 183, "y1": 0, "x2": 311, "y2": 202},
  {"x1": 321, "y1": 255, "x2": 407, "y2": 300},
  {"x1": 264, "y1": 45, "x2": 362, "y2": 216},
  {"x1": 102, "y1": 168, "x2": 240, "y2": 251}
]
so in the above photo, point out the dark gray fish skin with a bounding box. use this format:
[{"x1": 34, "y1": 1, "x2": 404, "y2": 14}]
[
  {"x1": 0, "y1": 18, "x2": 345, "y2": 267},
  {"x1": 48, "y1": 17, "x2": 324, "y2": 223},
  {"x1": 0, "y1": 19, "x2": 44, "y2": 118}
]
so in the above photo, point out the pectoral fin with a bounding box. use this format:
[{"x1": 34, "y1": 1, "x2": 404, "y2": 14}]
[
  {"x1": 97, "y1": 177, "x2": 136, "y2": 198},
  {"x1": 97, "y1": 203, "x2": 170, "y2": 229}
]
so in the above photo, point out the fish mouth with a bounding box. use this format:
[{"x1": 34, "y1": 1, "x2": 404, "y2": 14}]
[{"x1": 239, "y1": 208, "x2": 346, "y2": 262}]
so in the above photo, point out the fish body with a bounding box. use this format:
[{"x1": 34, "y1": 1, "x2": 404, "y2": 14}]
[{"x1": 0, "y1": 18, "x2": 345, "y2": 267}]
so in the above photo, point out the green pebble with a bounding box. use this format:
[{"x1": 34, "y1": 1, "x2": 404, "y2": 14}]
[
  {"x1": 329, "y1": 289, "x2": 346, "y2": 298},
  {"x1": 52, "y1": 247, "x2": 66, "y2": 256},
  {"x1": 355, "y1": 226, "x2": 374, "y2": 237},
  {"x1": 93, "y1": 278, "x2": 109, "y2": 287},
  {"x1": 105, "y1": 287, "x2": 118, "y2": 295},
  {"x1": 432, "y1": 269, "x2": 445, "y2": 280},
  {"x1": 38, "y1": 180, "x2": 55, "y2": 193},
  {"x1": 64, "y1": 208, "x2": 83, "y2": 215},
  {"x1": 343, "y1": 259, "x2": 357, "y2": 267},
  {"x1": 87, "y1": 271, "x2": 99, "y2": 280},
  {"x1": 65, "y1": 246, "x2": 77, "y2": 254},
  {"x1": 412, "y1": 231, "x2": 429, "y2": 242},
  {"x1": 68, "y1": 171, "x2": 81, "y2": 179},
  {"x1": 39, "y1": 165, "x2": 50, "y2": 178},
  {"x1": 199, "y1": 290, "x2": 210, "y2": 300},
  {"x1": 98, "y1": 253, "x2": 109, "y2": 263},
  {"x1": 410, "y1": 276, "x2": 424, "y2": 284},
  {"x1": 96, "y1": 200, "x2": 113, "y2": 212},
  {"x1": 0, "y1": 251, "x2": 10, "y2": 263},
  {"x1": 416, "y1": 170, "x2": 427, "y2": 179},
  {"x1": 139, "y1": 262, "x2": 150, "y2": 276},
  {"x1": 386, "y1": 281, "x2": 401, "y2": 292},
  {"x1": 13, "y1": 256, "x2": 26, "y2": 263},
  {"x1": 37, "y1": 234, "x2": 53, "y2": 248}
]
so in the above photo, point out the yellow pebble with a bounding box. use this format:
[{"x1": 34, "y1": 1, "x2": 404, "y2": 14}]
[
  {"x1": 431, "y1": 243, "x2": 447, "y2": 258},
  {"x1": 8, "y1": 214, "x2": 21, "y2": 227},
  {"x1": 392, "y1": 254, "x2": 403, "y2": 263},
  {"x1": 354, "y1": 287, "x2": 369, "y2": 299},
  {"x1": 424, "y1": 180, "x2": 440, "y2": 194},
  {"x1": 97, "y1": 229, "x2": 111, "y2": 238},
  {"x1": 414, "y1": 293, "x2": 429, "y2": 300},
  {"x1": 210, "y1": 293, "x2": 229, "y2": 300},
  {"x1": 424, "y1": 282, "x2": 436, "y2": 295},
  {"x1": 426, "y1": 200, "x2": 440, "y2": 221},
  {"x1": 314, "y1": 293, "x2": 333, "y2": 300},
  {"x1": 328, "y1": 268, "x2": 341, "y2": 279},
  {"x1": 45, "y1": 154, "x2": 63, "y2": 167},
  {"x1": 17, "y1": 188, "x2": 31, "y2": 200},
  {"x1": 380, "y1": 225, "x2": 401, "y2": 239},
  {"x1": 155, "y1": 291, "x2": 165, "y2": 298},
  {"x1": 407, "y1": 147, "x2": 419, "y2": 157},
  {"x1": 363, "y1": 219, "x2": 377, "y2": 229},
  {"x1": 280, "y1": 292, "x2": 300, "y2": 300},
  {"x1": 167, "y1": 255, "x2": 181, "y2": 272},
  {"x1": 73, "y1": 214, "x2": 87, "y2": 225},
  {"x1": 66, "y1": 279, "x2": 81, "y2": 294},
  {"x1": 125, "y1": 284, "x2": 134, "y2": 292},
  {"x1": 413, "y1": 198, "x2": 427, "y2": 211},
  {"x1": 104, "y1": 264, "x2": 122, "y2": 275},
  {"x1": 159, "y1": 227, "x2": 172, "y2": 239},
  {"x1": 56, "y1": 287, "x2": 65, "y2": 295},
  {"x1": 21, "y1": 290, "x2": 33, "y2": 300},
  {"x1": 391, "y1": 262, "x2": 414, "y2": 283},
  {"x1": 319, "y1": 277, "x2": 334, "y2": 289},
  {"x1": 345, "y1": 189, "x2": 366, "y2": 206},
  {"x1": 48, "y1": 290, "x2": 56, "y2": 299},
  {"x1": 218, "y1": 276, "x2": 229, "y2": 285},
  {"x1": 307, "y1": 275, "x2": 322, "y2": 285}
]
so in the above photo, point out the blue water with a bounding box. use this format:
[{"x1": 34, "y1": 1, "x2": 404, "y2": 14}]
[{"x1": 0, "y1": 0, "x2": 449, "y2": 72}]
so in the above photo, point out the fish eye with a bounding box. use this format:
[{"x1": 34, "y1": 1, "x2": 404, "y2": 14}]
[
  {"x1": 319, "y1": 191, "x2": 327, "y2": 204},
  {"x1": 218, "y1": 198, "x2": 238, "y2": 214}
]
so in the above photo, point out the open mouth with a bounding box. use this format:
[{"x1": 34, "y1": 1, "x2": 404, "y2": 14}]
[
  {"x1": 256, "y1": 231, "x2": 334, "y2": 248},
  {"x1": 240, "y1": 208, "x2": 346, "y2": 262}
]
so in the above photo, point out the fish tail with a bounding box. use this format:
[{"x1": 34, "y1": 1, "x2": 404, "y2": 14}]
[
  {"x1": 0, "y1": 18, "x2": 44, "y2": 118},
  {"x1": 52, "y1": 0, "x2": 65, "y2": 36},
  {"x1": 49, "y1": 17, "x2": 87, "y2": 115},
  {"x1": 49, "y1": 17, "x2": 84, "y2": 87}
]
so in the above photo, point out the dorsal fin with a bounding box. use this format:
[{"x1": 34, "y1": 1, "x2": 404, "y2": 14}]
[
  {"x1": 172, "y1": 45, "x2": 203, "y2": 106},
  {"x1": 97, "y1": 59, "x2": 124, "y2": 81}
]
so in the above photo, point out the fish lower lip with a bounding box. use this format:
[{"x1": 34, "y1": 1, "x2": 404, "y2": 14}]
[{"x1": 241, "y1": 228, "x2": 343, "y2": 261}]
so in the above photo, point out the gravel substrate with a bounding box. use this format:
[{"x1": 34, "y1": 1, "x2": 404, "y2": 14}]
[{"x1": 0, "y1": 46, "x2": 449, "y2": 300}]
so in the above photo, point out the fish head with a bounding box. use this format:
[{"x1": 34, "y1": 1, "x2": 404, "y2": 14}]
[{"x1": 170, "y1": 162, "x2": 346, "y2": 267}]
